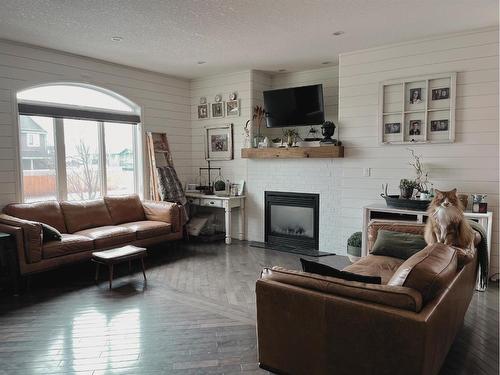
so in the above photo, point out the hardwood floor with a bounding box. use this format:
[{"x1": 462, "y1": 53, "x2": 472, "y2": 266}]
[{"x1": 0, "y1": 240, "x2": 497, "y2": 374}]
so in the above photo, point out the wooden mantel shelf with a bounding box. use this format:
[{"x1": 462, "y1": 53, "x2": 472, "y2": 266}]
[{"x1": 241, "y1": 146, "x2": 344, "y2": 159}]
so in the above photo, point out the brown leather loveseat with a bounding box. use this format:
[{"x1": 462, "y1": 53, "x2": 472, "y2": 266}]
[
  {"x1": 0, "y1": 195, "x2": 183, "y2": 276},
  {"x1": 256, "y1": 221, "x2": 479, "y2": 375}
]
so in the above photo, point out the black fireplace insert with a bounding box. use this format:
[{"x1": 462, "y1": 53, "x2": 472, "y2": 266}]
[{"x1": 265, "y1": 191, "x2": 319, "y2": 250}]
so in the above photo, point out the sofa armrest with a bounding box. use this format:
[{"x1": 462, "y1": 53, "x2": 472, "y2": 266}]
[
  {"x1": 256, "y1": 278, "x2": 427, "y2": 375},
  {"x1": 142, "y1": 201, "x2": 182, "y2": 232},
  {"x1": 367, "y1": 220, "x2": 426, "y2": 253},
  {"x1": 0, "y1": 214, "x2": 42, "y2": 263}
]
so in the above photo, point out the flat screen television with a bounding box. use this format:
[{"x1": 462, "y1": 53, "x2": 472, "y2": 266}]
[{"x1": 264, "y1": 84, "x2": 325, "y2": 128}]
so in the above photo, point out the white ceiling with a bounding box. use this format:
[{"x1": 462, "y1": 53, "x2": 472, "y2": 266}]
[{"x1": 0, "y1": 0, "x2": 497, "y2": 79}]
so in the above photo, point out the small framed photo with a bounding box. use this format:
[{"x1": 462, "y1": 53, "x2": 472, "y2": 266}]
[
  {"x1": 384, "y1": 122, "x2": 401, "y2": 134},
  {"x1": 197, "y1": 104, "x2": 209, "y2": 119},
  {"x1": 211, "y1": 102, "x2": 224, "y2": 118},
  {"x1": 237, "y1": 180, "x2": 245, "y2": 196},
  {"x1": 408, "y1": 120, "x2": 422, "y2": 136},
  {"x1": 204, "y1": 124, "x2": 233, "y2": 160},
  {"x1": 432, "y1": 88, "x2": 449, "y2": 100},
  {"x1": 226, "y1": 100, "x2": 240, "y2": 117},
  {"x1": 409, "y1": 88, "x2": 423, "y2": 104},
  {"x1": 431, "y1": 119, "x2": 449, "y2": 132}
]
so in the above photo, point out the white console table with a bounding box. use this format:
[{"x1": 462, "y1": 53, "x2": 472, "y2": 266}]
[
  {"x1": 186, "y1": 192, "x2": 246, "y2": 245},
  {"x1": 362, "y1": 203, "x2": 493, "y2": 279}
]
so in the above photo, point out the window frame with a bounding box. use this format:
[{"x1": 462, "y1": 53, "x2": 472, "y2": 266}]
[
  {"x1": 26, "y1": 133, "x2": 40, "y2": 148},
  {"x1": 17, "y1": 84, "x2": 142, "y2": 203}
]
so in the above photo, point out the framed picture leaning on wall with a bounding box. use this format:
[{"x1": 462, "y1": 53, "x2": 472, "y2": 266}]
[{"x1": 204, "y1": 123, "x2": 233, "y2": 160}]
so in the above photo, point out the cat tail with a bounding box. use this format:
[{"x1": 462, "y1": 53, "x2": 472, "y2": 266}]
[{"x1": 458, "y1": 219, "x2": 474, "y2": 249}]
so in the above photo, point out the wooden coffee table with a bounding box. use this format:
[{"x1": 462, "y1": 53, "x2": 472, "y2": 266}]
[{"x1": 92, "y1": 245, "x2": 147, "y2": 289}]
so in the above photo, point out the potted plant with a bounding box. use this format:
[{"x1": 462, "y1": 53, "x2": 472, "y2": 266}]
[
  {"x1": 399, "y1": 178, "x2": 418, "y2": 199},
  {"x1": 271, "y1": 137, "x2": 283, "y2": 148},
  {"x1": 408, "y1": 148, "x2": 431, "y2": 194},
  {"x1": 283, "y1": 128, "x2": 299, "y2": 147},
  {"x1": 347, "y1": 232, "x2": 362, "y2": 262},
  {"x1": 252, "y1": 105, "x2": 266, "y2": 148}
]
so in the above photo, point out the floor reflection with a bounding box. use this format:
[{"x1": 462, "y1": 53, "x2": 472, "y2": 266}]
[{"x1": 60, "y1": 307, "x2": 140, "y2": 373}]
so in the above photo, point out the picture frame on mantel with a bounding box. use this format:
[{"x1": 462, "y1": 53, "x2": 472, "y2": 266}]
[
  {"x1": 204, "y1": 123, "x2": 233, "y2": 161},
  {"x1": 378, "y1": 72, "x2": 456, "y2": 145}
]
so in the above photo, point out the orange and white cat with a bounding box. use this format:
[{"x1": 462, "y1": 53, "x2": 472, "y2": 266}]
[{"x1": 424, "y1": 189, "x2": 474, "y2": 249}]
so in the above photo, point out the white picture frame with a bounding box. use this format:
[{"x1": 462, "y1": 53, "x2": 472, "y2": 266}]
[
  {"x1": 197, "y1": 103, "x2": 209, "y2": 120},
  {"x1": 378, "y1": 72, "x2": 456, "y2": 145},
  {"x1": 226, "y1": 99, "x2": 240, "y2": 117},
  {"x1": 237, "y1": 180, "x2": 245, "y2": 196},
  {"x1": 211, "y1": 102, "x2": 225, "y2": 118},
  {"x1": 204, "y1": 123, "x2": 233, "y2": 161}
]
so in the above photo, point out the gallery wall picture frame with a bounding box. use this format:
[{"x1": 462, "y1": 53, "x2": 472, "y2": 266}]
[
  {"x1": 378, "y1": 72, "x2": 456, "y2": 145},
  {"x1": 226, "y1": 99, "x2": 240, "y2": 117},
  {"x1": 204, "y1": 123, "x2": 233, "y2": 161},
  {"x1": 211, "y1": 102, "x2": 225, "y2": 118},
  {"x1": 198, "y1": 103, "x2": 209, "y2": 120}
]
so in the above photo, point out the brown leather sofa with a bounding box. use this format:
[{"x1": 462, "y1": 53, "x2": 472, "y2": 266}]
[
  {"x1": 256, "y1": 221, "x2": 479, "y2": 375},
  {"x1": 0, "y1": 195, "x2": 183, "y2": 276}
]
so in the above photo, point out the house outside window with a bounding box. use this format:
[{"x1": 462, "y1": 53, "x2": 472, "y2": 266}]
[{"x1": 17, "y1": 84, "x2": 142, "y2": 203}]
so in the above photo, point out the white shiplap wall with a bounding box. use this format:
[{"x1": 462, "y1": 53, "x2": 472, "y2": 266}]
[
  {"x1": 189, "y1": 70, "x2": 252, "y2": 185},
  {"x1": 246, "y1": 66, "x2": 341, "y2": 250},
  {"x1": 338, "y1": 28, "x2": 499, "y2": 274},
  {"x1": 0, "y1": 39, "x2": 191, "y2": 207},
  {"x1": 189, "y1": 70, "x2": 253, "y2": 235}
]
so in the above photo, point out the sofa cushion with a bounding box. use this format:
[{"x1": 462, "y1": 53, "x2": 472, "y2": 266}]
[
  {"x1": 263, "y1": 266, "x2": 423, "y2": 312},
  {"x1": 60, "y1": 200, "x2": 113, "y2": 233},
  {"x1": 300, "y1": 258, "x2": 381, "y2": 284},
  {"x1": 388, "y1": 243, "x2": 458, "y2": 303},
  {"x1": 43, "y1": 234, "x2": 94, "y2": 259},
  {"x1": 343, "y1": 255, "x2": 404, "y2": 284},
  {"x1": 74, "y1": 226, "x2": 135, "y2": 249},
  {"x1": 104, "y1": 195, "x2": 145, "y2": 225},
  {"x1": 119, "y1": 221, "x2": 171, "y2": 240},
  {"x1": 3, "y1": 201, "x2": 67, "y2": 233},
  {"x1": 371, "y1": 229, "x2": 427, "y2": 260}
]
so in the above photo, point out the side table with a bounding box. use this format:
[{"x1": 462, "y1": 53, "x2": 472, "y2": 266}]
[
  {"x1": 186, "y1": 192, "x2": 246, "y2": 244},
  {"x1": 0, "y1": 232, "x2": 20, "y2": 295}
]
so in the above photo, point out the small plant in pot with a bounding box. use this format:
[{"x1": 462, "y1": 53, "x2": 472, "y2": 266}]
[
  {"x1": 347, "y1": 232, "x2": 362, "y2": 262},
  {"x1": 399, "y1": 179, "x2": 418, "y2": 199},
  {"x1": 282, "y1": 128, "x2": 299, "y2": 147}
]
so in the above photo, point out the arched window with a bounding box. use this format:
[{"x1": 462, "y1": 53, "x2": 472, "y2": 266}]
[{"x1": 17, "y1": 84, "x2": 142, "y2": 202}]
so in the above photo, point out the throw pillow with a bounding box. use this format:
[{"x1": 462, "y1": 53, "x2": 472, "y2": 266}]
[
  {"x1": 41, "y1": 223, "x2": 62, "y2": 242},
  {"x1": 300, "y1": 258, "x2": 381, "y2": 284},
  {"x1": 371, "y1": 229, "x2": 427, "y2": 260}
]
